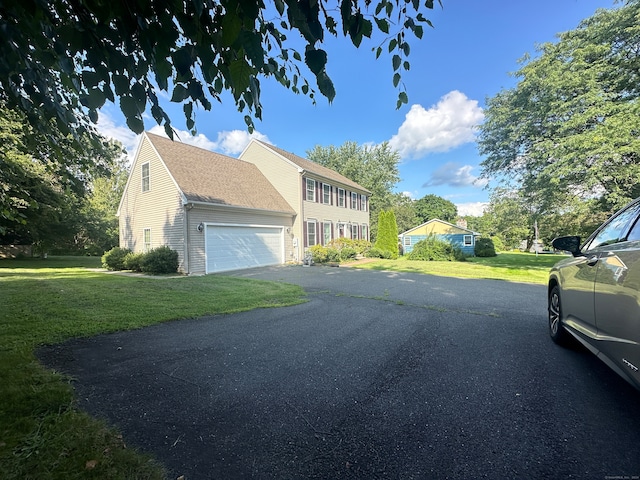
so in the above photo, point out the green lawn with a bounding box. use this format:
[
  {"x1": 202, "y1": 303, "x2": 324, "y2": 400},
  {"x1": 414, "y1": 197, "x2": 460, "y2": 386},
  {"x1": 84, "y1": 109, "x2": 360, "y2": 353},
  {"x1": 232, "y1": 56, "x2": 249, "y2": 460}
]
[
  {"x1": 0, "y1": 256, "x2": 306, "y2": 480},
  {"x1": 353, "y1": 251, "x2": 566, "y2": 285}
]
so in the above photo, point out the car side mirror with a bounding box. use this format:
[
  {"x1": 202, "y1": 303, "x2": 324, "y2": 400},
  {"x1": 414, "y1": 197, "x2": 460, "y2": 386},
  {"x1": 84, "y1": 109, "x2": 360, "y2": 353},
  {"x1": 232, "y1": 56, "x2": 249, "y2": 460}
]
[{"x1": 552, "y1": 236, "x2": 582, "y2": 257}]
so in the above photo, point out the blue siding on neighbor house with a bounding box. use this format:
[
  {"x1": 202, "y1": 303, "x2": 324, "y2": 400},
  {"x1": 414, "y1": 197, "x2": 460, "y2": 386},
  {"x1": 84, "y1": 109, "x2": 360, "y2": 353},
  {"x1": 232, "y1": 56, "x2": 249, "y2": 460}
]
[{"x1": 403, "y1": 233, "x2": 475, "y2": 255}]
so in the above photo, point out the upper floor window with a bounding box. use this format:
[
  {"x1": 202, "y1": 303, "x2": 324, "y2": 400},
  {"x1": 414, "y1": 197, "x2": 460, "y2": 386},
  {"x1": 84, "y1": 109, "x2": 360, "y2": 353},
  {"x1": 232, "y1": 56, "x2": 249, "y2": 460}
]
[
  {"x1": 141, "y1": 163, "x2": 150, "y2": 192},
  {"x1": 338, "y1": 188, "x2": 345, "y2": 208},
  {"x1": 351, "y1": 192, "x2": 358, "y2": 209},
  {"x1": 306, "y1": 178, "x2": 315, "y2": 202},
  {"x1": 361, "y1": 195, "x2": 367, "y2": 212},
  {"x1": 322, "y1": 183, "x2": 331, "y2": 204}
]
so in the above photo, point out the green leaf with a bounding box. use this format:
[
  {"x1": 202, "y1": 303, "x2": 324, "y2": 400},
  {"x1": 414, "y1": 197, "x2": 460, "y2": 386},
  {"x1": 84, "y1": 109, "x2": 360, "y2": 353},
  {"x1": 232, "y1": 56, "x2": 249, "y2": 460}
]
[
  {"x1": 392, "y1": 54, "x2": 401, "y2": 71},
  {"x1": 112, "y1": 74, "x2": 130, "y2": 96},
  {"x1": 171, "y1": 84, "x2": 189, "y2": 102},
  {"x1": 375, "y1": 17, "x2": 389, "y2": 34},
  {"x1": 172, "y1": 47, "x2": 193, "y2": 77},
  {"x1": 274, "y1": 0, "x2": 285, "y2": 15},
  {"x1": 396, "y1": 91, "x2": 408, "y2": 109},
  {"x1": 131, "y1": 82, "x2": 146, "y2": 112},
  {"x1": 305, "y1": 48, "x2": 328, "y2": 75},
  {"x1": 388, "y1": 38, "x2": 397, "y2": 53},
  {"x1": 82, "y1": 70, "x2": 101, "y2": 88},
  {"x1": 403, "y1": 61, "x2": 411, "y2": 71},
  {"x1": 317, "y1": 71, "x2": 336, "y2": 102},
  {"x1": 393, "y1": 72, "x2": 401, "y2": 87},
  {"x1": 229, "y1": 59, "x2": 252, "y2": 99}
]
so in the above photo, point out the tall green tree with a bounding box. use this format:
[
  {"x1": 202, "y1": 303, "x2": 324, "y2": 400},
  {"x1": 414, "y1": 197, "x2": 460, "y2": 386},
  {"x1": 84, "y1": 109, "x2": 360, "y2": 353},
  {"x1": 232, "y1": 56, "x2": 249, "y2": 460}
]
[
  {"x1": 390, "y1": 193, "x2": 418, "y2": 234},
  {"x1": 0, "y1": 105, "x2": 126, "y2": 252},
  {"x1": 414, "y1": 194, "x2": 457, "y2": 224},
  {"x1": 479, "y1": 1, "x2": 640, "y2": 219},
  {"x1": 307, "y1": 141, "x2": 401, "y2": 239},
  {"x1": 374, "y1": 210, "x2": 399, "y2": 258},
  {"x1": 1, "y1": 0, "x2": 441, "y2": 146}
]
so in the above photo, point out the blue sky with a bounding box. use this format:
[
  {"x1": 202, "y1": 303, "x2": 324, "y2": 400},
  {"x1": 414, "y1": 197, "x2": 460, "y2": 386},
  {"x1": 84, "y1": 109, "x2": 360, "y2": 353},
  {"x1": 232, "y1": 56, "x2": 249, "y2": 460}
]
[{"x1": 97, "y1": 0, "x2": 618, "y2": 216}]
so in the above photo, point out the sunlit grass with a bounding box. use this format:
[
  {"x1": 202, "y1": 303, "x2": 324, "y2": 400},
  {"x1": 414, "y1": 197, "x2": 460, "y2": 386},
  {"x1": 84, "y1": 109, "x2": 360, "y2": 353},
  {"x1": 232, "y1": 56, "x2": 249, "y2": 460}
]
[
  {"x1": 0, "y1": 256, "x2": 306, "y2": 479},
  {"x1": 354, "y1": 251, "x2": 566, "y2": 285}
]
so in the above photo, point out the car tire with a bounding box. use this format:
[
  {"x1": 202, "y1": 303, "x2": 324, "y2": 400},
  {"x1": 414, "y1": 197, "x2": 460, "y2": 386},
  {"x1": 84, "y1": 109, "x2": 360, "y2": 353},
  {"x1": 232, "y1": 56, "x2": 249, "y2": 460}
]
[{"x1": 548, "y1": 285, "x2": 571, "y2": 346}]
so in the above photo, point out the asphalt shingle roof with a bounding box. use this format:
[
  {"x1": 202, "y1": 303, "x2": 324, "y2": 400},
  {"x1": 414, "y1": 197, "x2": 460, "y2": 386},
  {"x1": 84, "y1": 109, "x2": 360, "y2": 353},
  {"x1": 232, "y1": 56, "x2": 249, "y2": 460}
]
[{"x1": 146, "y1": 132, "x2": 295, "y2": 214}]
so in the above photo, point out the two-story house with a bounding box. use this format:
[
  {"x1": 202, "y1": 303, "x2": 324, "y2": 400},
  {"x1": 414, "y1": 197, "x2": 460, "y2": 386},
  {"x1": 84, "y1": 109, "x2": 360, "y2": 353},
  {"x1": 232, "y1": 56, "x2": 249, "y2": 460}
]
[
  {"x1": 117, "y1": 132, "x2": 370, "y2": 274},
  {"x1": 239, "y1": 140, "x2": 371, "y2": 259}
]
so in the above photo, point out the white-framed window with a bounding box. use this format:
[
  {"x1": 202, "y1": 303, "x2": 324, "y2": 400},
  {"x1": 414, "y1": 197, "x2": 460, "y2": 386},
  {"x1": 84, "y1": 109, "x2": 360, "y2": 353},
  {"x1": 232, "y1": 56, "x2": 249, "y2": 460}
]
[
  {"x1": 464, "y1": 235, "x2": 473, "y2": 246},
  {"x1": 351, "y1": 192, "x2": 358, "y2": 209},
  {"x1": 306, "y1": 219, "x2": 317, "y2": 247},
  {"x1": 306, "y1": 178, "x2": 315, "y2": 202},
  {"x1": 338, "y1": 223, "x2": 346, "y2": 238},
  {"x1": 323, "y1": 221, "x2": 332, "y2": 245},
  {"x1": 141, "y1": 162, "x2": 150, "y2": 192},
  {"x1": 322, "y1": 183, "x2": 331, "y2": 204},
  {"x1": 338, "y1": 188, "x2": 345, "y2": 208},
  {"x1": 351, "y1": 223, "x2": 359, "y2": 239},
  {"x1": 143, "y1": 228, "x2": 151, "y2": 252},
  {"x1": 404, "y1": 236, "x2": 411, "y2": 246},
  {"x1": 362, "y1": 225, "x2": 368, "y2": 241},
  {"x1": 361, "y1": 195, "x2": 367, "y2": 212}
]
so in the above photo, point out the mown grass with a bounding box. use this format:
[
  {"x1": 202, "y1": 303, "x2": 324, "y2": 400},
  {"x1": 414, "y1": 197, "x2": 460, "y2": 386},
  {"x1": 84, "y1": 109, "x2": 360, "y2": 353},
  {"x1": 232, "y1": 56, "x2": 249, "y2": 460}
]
[
  {"x1": 354, "y1": 251, "x2": 566, "y2": 285},
  {"x1": 0, "y1": 256, "x2": 306, "y2": 480}
]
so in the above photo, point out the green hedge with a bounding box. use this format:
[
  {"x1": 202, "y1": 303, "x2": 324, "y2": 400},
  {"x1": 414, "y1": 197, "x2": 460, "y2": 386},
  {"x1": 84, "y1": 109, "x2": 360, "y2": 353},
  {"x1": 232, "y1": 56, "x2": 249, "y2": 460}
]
[{"x1": 102, "y1": 246, "x2": 179, "y2": 274}]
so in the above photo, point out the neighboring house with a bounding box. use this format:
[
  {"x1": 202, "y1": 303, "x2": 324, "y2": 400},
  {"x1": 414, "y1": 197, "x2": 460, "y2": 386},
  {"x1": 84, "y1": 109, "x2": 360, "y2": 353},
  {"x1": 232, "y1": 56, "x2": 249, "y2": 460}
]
[
  {"x1": 400, "y1": 219, "x2": 480, "y2": 256},
  {"x1": 117, "y1": 132, "x2": 370, "y2": 274},
  {"x1": 239, "y1": 140, "x2": 371, "y2": 256}
]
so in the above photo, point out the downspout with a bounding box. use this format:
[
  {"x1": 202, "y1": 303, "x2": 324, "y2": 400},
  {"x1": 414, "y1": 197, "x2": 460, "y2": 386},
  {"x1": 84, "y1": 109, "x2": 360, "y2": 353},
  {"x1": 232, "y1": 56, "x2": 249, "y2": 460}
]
[
  {"x1": 184, "y1": 203, "x2": 192, "y2": 274},
  {"x1": 298, "y1": 169, "x2": 305, "y2": 263}
]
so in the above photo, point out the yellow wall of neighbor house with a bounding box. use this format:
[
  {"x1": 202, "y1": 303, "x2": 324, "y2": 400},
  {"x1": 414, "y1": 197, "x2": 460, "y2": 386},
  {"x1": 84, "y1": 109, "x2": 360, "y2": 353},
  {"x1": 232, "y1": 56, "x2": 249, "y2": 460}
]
[
  {"x1": 412, "y1": 221, "x2": 467, "y2": 236},
  {"x1": 118, "y1": 135, "x2": 187, "y2": 271}
]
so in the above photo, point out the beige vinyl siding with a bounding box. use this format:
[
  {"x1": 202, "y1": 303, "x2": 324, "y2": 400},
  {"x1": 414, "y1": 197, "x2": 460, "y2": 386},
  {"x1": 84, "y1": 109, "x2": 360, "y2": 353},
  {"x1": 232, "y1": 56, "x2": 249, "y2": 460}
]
[
  {"x1": 119, "y1": 136, "x2": 187, "y2": 271},
  {"x1": 239, "y1": 142, "x2": 302, "y2": 244},
  {"x1": 186, "y1": 205, "x2": 294, "y2": 274}
]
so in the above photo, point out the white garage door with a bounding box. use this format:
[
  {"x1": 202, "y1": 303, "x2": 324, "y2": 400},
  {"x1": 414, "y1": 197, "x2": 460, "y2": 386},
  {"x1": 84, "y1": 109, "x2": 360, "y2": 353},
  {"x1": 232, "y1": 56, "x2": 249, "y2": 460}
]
[{"x1": 205, "y1": 225, "x2": 284, "y2": 273}]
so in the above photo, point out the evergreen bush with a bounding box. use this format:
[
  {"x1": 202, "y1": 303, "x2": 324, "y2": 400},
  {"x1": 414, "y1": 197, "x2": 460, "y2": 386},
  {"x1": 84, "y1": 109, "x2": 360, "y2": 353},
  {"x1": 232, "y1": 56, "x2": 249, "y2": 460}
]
[
  {"x1": 373, "y1": 210, "x2": 399, "y2": 259},
  {"x1": 139, "y1": 246, "x2": 179, "y2": 274},
  {"x1": 475, "y1": 237, "x2": 497, "y2": 257},
  {"x1": 407, "y1": 236, "x2": 458, "y2": 261},
  {"x1": 101, "y1": 247, "x2": 131, "y2": 271},
  {"x1": 123, "y1": 252, "x2": 144, "y2": 272}
]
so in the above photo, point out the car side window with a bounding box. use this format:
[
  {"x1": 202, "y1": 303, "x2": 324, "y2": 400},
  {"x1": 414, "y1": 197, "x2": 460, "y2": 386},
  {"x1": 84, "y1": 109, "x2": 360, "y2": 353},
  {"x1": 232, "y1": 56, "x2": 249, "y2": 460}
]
[
  {"x1": 627, "y1": 218, "x2": 640, "y2": 242},
  {"x1": 584, "y1": 203, "x2": 640, "y2": 251}
]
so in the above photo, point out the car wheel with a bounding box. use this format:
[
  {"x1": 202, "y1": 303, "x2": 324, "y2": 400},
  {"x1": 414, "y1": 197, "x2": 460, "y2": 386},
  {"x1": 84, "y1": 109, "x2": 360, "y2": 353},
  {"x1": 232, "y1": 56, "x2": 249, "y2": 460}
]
[{"x1": 548, "y1": 285, "x2": 570, "y2": 345}]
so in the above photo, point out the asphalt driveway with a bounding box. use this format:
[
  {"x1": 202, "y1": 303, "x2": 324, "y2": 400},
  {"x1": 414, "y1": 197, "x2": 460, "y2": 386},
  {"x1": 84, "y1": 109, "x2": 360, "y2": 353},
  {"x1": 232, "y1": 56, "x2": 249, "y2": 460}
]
[{"x1": 38, "y1": 265, "x2": 640, "y2": 479}]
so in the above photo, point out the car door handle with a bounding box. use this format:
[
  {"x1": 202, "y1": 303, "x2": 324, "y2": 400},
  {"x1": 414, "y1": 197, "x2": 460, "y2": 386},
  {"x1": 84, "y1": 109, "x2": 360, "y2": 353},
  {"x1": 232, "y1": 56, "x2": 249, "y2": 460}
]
[{"x1": 587, "y1": 255, "x2": 599, "y2": 266}]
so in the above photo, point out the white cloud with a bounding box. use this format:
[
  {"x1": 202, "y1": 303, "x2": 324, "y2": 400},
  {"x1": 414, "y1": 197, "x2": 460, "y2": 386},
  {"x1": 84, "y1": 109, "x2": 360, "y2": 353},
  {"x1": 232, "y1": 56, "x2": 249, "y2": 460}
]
[
  {"x1": 211, "y1": 129, "x2": 271, "y2": 155},
  {"x1": 423, "y1": 162, "x2": 488, "y2": 188},
  {"x1": 456, "y1": 202, "x2": 488, "y2": 217},
  {"x1": 147, "y1": 126, "x2": 271, "y2": 156},
  {"x1": 96, "y1": 111, "x2": 141, "y2": 158},
  {"x1": 389, "y1": 90, "x2": 484, "y2": 159}
]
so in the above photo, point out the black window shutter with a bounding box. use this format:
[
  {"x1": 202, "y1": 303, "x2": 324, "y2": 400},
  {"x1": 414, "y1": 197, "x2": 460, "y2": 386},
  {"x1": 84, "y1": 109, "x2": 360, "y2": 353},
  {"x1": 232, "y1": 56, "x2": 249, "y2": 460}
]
[
  {"x1": 303, "y1": 221, "x2": 308, "y2": 247},
  {"x1": 316, "y1": 181, "x2": 320, "y2": 203},
  {"x1": 302, "y1": 177, "x2": 306, "y2": 201},
  {"x1": 320, "y1": 222, "x2": 324, "y2": 246}
]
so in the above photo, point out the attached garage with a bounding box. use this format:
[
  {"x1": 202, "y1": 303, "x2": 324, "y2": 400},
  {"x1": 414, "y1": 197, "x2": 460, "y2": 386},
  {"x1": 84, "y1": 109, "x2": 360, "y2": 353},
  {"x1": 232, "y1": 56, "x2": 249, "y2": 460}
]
[{"x1": 205, "y1": 224, "x2": 285, "y2": 273}]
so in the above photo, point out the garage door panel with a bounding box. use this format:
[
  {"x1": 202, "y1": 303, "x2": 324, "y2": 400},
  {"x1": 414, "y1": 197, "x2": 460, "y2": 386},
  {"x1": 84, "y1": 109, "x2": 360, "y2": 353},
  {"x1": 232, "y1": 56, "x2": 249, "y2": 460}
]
[{"x1": 206, "y1": 226, "x2": 283, "y2": 273}]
